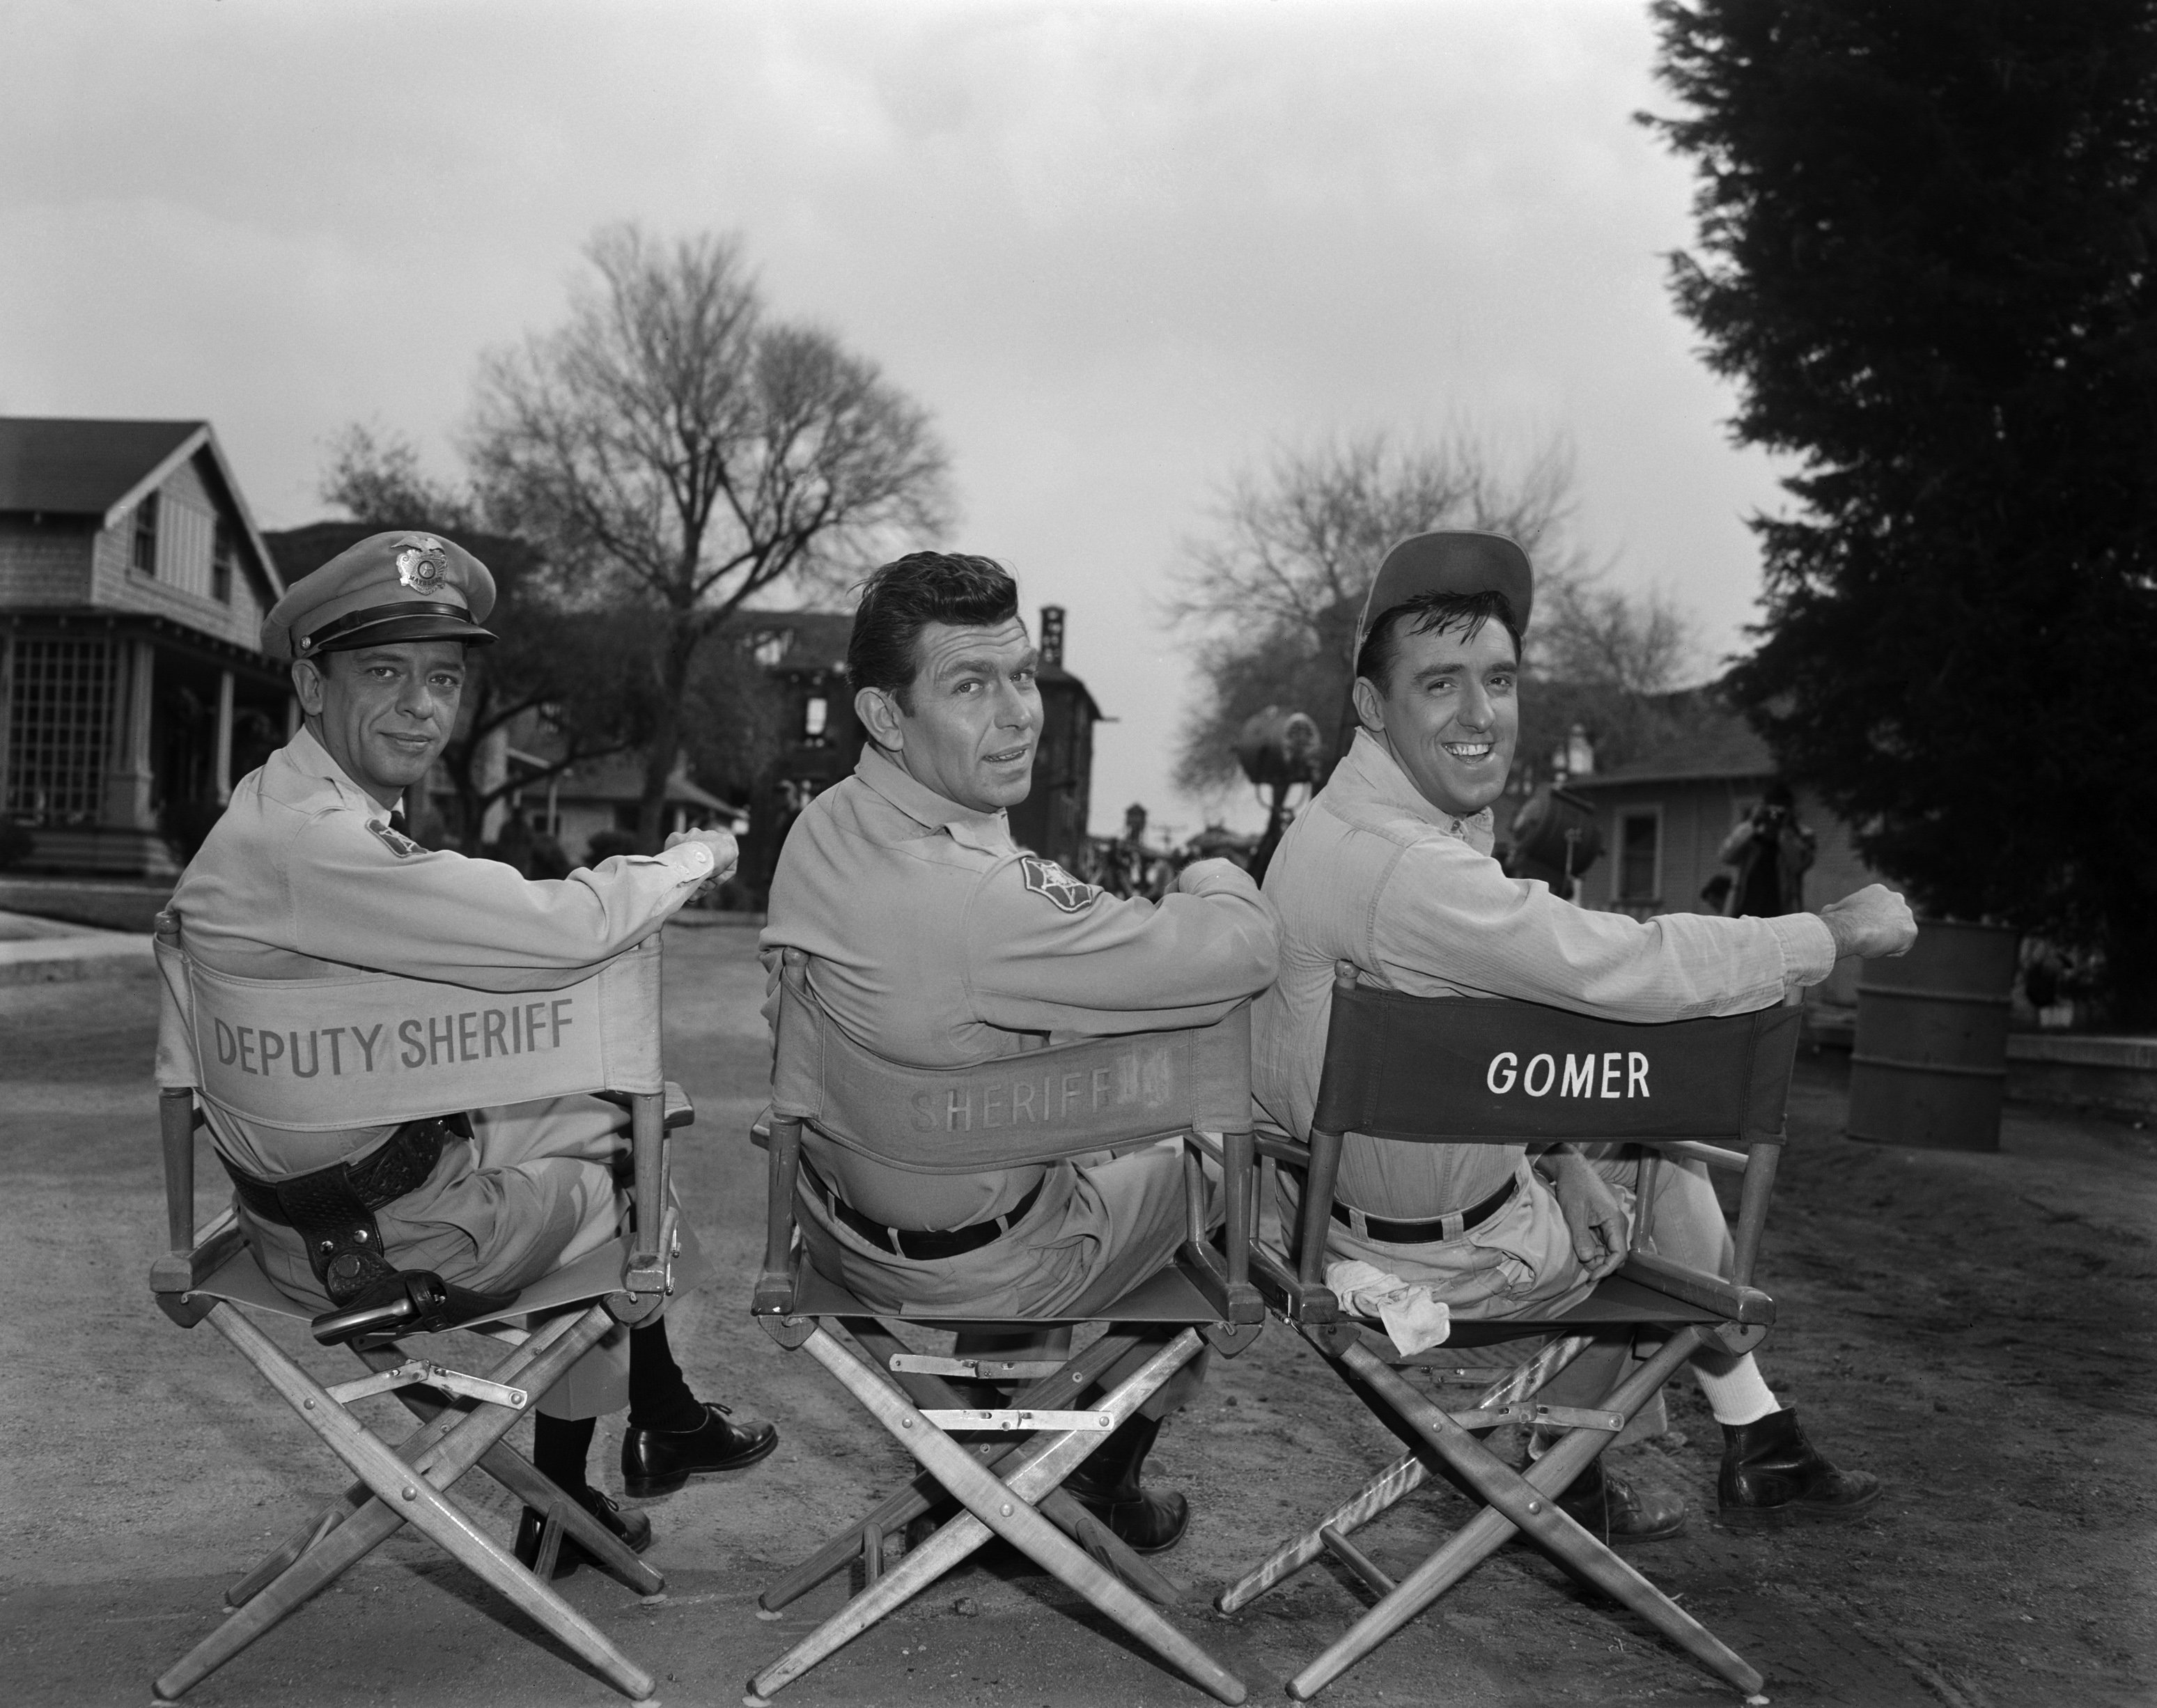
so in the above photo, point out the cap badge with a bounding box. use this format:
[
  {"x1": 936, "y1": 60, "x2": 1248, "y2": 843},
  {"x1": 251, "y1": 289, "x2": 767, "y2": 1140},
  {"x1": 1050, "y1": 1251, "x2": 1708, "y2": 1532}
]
[{"x1": 395, "y1": 539, "x2": 449, "y2": 595}]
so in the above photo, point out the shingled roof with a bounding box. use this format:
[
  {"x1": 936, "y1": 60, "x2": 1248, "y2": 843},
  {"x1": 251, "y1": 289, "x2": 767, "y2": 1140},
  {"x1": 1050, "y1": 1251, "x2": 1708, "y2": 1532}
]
[
  {"x1": 1566, "y1": 695, "x2": 1775, "y2": 789},
  {"x1": 0, "y1": 417, "x2": 208, "y2": 516}
]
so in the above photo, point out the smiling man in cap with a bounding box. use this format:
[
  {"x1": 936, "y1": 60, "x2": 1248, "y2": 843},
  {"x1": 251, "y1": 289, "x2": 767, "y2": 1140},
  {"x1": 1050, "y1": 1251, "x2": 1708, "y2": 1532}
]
[
  {"x1": 1254, "y1": 529, "x2": 1917, "y2": 1540},
  {"x1": 171, "y1": 529, "x2": 778, "y2": 1578}
]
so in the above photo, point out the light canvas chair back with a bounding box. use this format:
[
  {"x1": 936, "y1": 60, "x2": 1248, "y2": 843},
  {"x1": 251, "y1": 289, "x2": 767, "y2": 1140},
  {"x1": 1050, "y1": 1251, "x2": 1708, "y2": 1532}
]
[
  {"x1": 154, "y1": 915, "x2": 662, "y2": 1133},
  {"x1": 770, "y1": 949, "x2": 1254, "y2": 1176},
  {"x1": 146, "y1": 910, "x2": 691, "y2": 1707},
  {"x1": 1224, "y1": 971, "x2": 1806, "y2": 1704}
]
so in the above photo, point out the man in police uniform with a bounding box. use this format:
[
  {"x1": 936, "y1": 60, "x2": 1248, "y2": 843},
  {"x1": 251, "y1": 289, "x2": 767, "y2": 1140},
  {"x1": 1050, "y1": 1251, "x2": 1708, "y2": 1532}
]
[
  {"x1": 171, "y1": 530, "x2": 777, "y2": 1576},
  {"x1": 1256, "y1": 531, "x2": 1917, "y2": 1541},
  {"x1": 762, "y1": 551, "x2": 1278, "y2": 1553}
]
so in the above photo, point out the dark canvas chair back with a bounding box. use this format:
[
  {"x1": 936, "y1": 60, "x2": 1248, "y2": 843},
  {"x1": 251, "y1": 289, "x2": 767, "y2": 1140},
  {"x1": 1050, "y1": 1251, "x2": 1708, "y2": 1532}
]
[
  {"x1": 1313, "y1": 983, "x2": 1801, "y2": 1148},
  {"x1": 770, "y1": 949, "x2": 1255, "y2": 1175}
]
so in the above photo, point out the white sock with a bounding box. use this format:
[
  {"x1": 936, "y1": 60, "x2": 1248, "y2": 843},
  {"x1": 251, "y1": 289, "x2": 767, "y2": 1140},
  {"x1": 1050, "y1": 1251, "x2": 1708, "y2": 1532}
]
[{"x1": 1689, "y1": 1352, "x2": 1781, "y2": 1427}]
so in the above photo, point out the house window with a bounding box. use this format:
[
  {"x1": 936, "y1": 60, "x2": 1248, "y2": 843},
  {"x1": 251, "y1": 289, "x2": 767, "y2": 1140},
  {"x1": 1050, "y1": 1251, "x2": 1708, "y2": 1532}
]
[
  {"x1": 803, "y1": 695, "x2": 828, "y2": 740},
  {"x1": 752, "y1": 630, "x2": 791, "y2": 669},
  {"x1": 211, "y1": 520, "x2": 235, "y2": 604},
  {"x1": 1616, "y1": 810, "x2": 1660, "y2": 903},
  {"x1": 4, "y1": 637, "x2": 115, "y2": 825},
  {"x1": 132, "y1": 492, "x2": 161, "y2": 575}
]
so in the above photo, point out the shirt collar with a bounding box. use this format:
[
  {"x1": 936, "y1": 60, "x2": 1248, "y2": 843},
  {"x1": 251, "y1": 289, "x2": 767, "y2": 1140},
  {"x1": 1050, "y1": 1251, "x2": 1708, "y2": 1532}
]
[
  {"x1": 853, "y1": 745, "x2": 1014, "y2": 855},
  {"x1": 1332, "y1": 727, "x2": 1497, "y2": 856},
  {"x1": 281, "y1": 724, "x2": 403, "y2": 820}
]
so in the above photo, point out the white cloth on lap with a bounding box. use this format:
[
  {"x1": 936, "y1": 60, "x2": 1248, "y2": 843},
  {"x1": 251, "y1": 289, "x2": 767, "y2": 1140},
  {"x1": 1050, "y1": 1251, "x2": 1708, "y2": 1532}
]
[{"x1": 1325, "y1": 1259, "x2": 1452, "y2": 1355}]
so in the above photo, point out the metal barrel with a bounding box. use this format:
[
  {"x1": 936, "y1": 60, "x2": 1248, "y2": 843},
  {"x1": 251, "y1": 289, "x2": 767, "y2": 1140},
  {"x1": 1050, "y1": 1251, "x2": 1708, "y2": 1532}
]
[{"x1": 1847, "y1": 920, "x2": 2018, "y2": 1152}]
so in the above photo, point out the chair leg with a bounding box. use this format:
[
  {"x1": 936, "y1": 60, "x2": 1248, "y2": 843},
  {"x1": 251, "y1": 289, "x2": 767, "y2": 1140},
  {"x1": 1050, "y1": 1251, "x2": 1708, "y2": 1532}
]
[
  {"x1": 1215, "y1": 1333, "x2": 1592, "y2": 1613},
  {"x1": 749, "y1": 1325, "x2": 1242, "y2": 1707},
  {"x1": 155, "y1": 1304, "x2": 653, "y2": 1704},
  {"x1": 757, "y1": 1326, "x2": 1146, "y2": 1613},
  {"x1": 1285, "y1": 1330, "x2": 1763, "y2": 1702}
]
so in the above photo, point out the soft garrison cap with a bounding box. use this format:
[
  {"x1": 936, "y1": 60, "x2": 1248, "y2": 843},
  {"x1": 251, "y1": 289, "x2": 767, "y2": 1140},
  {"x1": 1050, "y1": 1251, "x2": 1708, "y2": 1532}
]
[
  {"x1": 261, "y1": 531, "x2": 498, "y2": 663},
  {"x1": 1355, "y1": 529, "x2": 1534, "y2": 655}
]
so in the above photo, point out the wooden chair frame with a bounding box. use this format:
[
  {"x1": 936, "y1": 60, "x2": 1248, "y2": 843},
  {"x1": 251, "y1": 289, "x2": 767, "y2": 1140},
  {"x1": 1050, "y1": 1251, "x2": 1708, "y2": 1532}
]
[
  {"x1": 148, "y1": 918, "x2": 693, "y2": 1706},
  {"x1": 1218, "y1": 963, "x2": 1802, "y2": 1702},
  {"x1": 746, "y1": 947, "x2": 1265, "y2": 1706}
]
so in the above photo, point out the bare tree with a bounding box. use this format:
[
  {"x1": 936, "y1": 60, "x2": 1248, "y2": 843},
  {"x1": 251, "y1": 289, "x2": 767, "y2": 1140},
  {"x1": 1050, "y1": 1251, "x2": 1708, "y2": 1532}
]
[
  {"x1": 1170, "y1": 430, "x2": 1587, "y2": 791},
  {"x1": 467, "y1": 224, "x2": 954, "y2": 843}
]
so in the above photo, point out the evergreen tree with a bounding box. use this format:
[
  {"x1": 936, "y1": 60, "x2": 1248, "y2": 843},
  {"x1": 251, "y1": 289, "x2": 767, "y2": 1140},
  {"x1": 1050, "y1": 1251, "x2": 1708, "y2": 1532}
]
[{"x1": 1646, "y1": 0, "x2": 2157, "y2": 1021}]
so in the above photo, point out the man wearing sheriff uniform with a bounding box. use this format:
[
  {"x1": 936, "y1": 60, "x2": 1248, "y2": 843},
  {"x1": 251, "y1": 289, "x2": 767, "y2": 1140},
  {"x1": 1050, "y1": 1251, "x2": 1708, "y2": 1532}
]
[
  {"x1": 171, "y1": 530, "x2": 777, "y2": 1579},
  {"x1": 1256, "y1": 530, "x2": 1917, "y2": 1542},
  {"x1": 762, "y1": 551, "x2": 1278, "y2": 1553}
]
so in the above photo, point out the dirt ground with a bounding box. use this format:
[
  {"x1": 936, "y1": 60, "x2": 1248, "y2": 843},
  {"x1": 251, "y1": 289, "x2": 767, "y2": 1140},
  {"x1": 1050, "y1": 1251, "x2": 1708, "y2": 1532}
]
[{"x1": 1, "y1": 923, "x2": 2151, "y2": 1708}]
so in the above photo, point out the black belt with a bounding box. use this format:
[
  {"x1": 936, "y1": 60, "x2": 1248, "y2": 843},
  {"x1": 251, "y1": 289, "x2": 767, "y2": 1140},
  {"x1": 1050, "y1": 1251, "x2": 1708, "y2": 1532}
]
[
  {"x1": 1332, "y1": 1174, "x2": 1519, "y2": 1245},
  {"x1": 223, "y1": 1114, "x2": 467, "y2": 1229},
  {"x1": 802, "y1": 1155, "x2": 1041, "y2": 1261}
]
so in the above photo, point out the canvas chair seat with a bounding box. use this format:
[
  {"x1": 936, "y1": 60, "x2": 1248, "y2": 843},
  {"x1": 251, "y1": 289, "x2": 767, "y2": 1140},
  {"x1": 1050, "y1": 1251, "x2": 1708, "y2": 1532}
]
[
  {"x1": 146, "y1": 915, "x2": 694, "y2": 1707},
  {"x1": 745, "y1": 947, "x2": 1263, "y2": 1706},
  {"x1": 1219, "y1": 963, "x2": 1802, "y2": 1703}
]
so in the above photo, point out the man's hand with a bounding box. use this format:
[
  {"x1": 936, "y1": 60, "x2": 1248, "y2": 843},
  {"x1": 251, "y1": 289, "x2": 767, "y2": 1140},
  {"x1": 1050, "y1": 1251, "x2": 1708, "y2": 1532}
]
[
  {"x1": 1545, "y1": 1149, "x2": 1630, "y2": 1281},
  {"x1": 1818, "y1": 883, "x2": 1917, "y2": 960},
  {"x1": 665, "y1": 828, "x2": 740, "y2": 889},
  {"x1": 1174, "y1": 857, "x2": 1254, "y2": 895}
]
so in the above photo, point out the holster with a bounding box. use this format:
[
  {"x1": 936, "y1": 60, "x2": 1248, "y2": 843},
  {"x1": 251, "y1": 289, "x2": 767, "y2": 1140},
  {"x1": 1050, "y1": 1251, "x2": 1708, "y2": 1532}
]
[{"x1": 221, "y1": 1114, "x2": 517, "y2": 1344}]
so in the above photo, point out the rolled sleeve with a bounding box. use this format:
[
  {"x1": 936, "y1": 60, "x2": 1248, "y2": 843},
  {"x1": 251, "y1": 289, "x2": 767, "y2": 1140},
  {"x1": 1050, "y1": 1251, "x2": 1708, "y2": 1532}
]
[
  {"x1": 285, "y1": 816, "x2": 710, "y2": 990},
  {"x1": 964, "y1": 857, "x2": 1278, "y2": 1036},
  {"x1": 1371, "y1": 837, "x2": 1803, "y2": 1020}
]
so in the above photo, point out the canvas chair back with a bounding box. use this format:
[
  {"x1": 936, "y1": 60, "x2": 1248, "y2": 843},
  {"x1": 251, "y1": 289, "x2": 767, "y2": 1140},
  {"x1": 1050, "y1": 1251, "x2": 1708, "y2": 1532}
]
[
  {"x1": 1312, "y1": 981, "x2": 1801, "y2": 1149},
  {"x1": 769, "y1": 947, "x2": 1254, "y2": 1172},
  {"x1": 154, "y1": 912, "x2": 662, "y2": 1133}
]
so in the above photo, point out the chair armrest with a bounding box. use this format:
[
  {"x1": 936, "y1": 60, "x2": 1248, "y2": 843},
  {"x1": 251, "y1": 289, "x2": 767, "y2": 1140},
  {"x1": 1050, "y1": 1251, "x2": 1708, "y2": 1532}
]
[
  {"x1": 1613, "y1": 1251, "x2": 1775, "y2": 1326},
  {"x1": 1654, "y1": 1138, "x2": 1747, "y2": 1172},
  {"x1": 150, "y1": 1206, "x2": 246, "y2": 1296}
]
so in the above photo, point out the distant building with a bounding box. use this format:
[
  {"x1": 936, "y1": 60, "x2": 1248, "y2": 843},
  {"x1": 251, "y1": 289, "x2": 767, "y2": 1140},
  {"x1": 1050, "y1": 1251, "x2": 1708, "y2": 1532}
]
[
  {"x1": 734, "y1": 603, "x2": 1103, "y2": 900},
  {"x1": 1563, "y1": 700, "x2": 1889, "y2": 1008},
  {"x1": 509, "y1": 747, "x2": 737, "y2": 866},
  {"x1": 0, "y1": 417, "x2": 288, "y2": 876}
]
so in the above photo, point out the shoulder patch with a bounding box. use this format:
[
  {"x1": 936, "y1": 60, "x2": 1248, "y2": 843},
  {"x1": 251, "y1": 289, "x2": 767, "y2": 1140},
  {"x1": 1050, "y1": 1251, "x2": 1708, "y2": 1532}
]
[
  {"x1": 1017, "y1": 854, "x2": 1099, "y2": 913},
  {"x1": 368, "y1": 820, "x2": 423, "y2": 860}
]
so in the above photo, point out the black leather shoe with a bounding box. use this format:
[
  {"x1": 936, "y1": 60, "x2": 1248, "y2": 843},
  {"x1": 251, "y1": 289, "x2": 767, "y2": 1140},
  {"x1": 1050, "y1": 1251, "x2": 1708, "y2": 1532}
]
[
  {"x1": 1718, "y1": 1407, "x2": 1880, "y2": 1523},
  {"x1": 1065, "y1": 1414, "x2": 1192, "y2": 1555},
  {"x1": 621, "y1": 1401, "x2": 779, "y2": 1498},
  {"x1": 513, "y1": 1486, "x2": 652, "y2": 1580},
  {"x1": 1553, "y1": 1457, "x2": 1687, "y2": 1545}
]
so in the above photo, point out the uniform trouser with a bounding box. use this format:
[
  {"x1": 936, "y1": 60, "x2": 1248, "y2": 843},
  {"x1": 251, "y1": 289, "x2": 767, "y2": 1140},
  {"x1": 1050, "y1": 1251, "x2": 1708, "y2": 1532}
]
[
  {"x1": 233, "y1": 1095, "x2": 643, "y2": 1420},
  {"x1": 1309, "y1": 1149, "x2": 1736, "y2": 1443},
  {"x1": 796, "y1": 1139, "x2": 1217, "y2": 1418}
]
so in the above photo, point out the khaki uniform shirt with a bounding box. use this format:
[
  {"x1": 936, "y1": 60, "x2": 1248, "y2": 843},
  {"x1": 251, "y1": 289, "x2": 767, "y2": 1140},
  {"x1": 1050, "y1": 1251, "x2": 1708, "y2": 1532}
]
[
  {"x1": 761, "y1": 745, "x2": 1279, "y2": 1231},
  {"x1": 171, "y1": 724, "x2": 716, "y2": 1177},
  {"x1": 1255, "y1": 729, "x2": 1838, "y2": 1220}
]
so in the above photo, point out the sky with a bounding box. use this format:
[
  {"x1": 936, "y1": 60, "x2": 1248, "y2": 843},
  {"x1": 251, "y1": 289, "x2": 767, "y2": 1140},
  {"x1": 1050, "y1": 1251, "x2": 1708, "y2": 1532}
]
[{"x1": 0, "y1": 0, "x2": 1792, "y2": 840}]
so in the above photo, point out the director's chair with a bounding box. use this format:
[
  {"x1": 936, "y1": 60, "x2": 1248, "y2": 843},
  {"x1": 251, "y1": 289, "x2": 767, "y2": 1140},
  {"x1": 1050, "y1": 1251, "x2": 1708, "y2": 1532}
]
[
  {"x1": 1220, "y1": 964, "x2": 1802, "y2": 1702},
  {"x1": 746, "y1": 947, "x2": 1266, "y2": 1705},
  {"x1": 147, "y1": 913, "x2": 695, "y2": 1705}
]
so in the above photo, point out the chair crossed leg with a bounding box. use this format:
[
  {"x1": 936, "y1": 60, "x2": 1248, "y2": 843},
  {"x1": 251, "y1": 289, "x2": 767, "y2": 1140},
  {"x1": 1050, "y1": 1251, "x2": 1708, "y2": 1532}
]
[
  {"x1": 747, "y1": 1323, "x2": 1245, "y2": 1707},
  {"x1": 1220, "y1": 1323, "x2": 1767, "y2": 1703},
  {"x1": 155, "y1": 1301, "x2": 662, "y2": 1705}
]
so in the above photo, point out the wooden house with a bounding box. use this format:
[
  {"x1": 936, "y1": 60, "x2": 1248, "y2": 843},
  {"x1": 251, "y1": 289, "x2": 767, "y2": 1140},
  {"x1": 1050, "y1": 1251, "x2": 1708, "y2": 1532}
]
[{"x1": 0, "y1": 418, "x2": 288, "y2": 876}]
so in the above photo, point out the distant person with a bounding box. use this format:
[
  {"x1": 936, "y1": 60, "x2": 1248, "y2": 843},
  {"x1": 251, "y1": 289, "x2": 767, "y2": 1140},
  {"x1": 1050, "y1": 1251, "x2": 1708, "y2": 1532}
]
[
  {"x1": 1256, "y1": 529, "x2": 1916, "y2": 1541},
  {"x1": 169, "y1": 531, "x2": 777, "y2": 1581},
  {"x1": 1720, "y1": 782, "x2": 1816, "y2": 917}
]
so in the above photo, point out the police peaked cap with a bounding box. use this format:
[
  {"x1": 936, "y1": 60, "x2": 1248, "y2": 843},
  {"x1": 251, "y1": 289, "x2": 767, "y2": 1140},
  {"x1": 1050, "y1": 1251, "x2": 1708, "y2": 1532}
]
[
  {"x1": 261, "y1": 530, "x2": 498, "y2": 663},
  {"x1": 1355, "y1": 530, "x2": 1534, "y2": 655}
]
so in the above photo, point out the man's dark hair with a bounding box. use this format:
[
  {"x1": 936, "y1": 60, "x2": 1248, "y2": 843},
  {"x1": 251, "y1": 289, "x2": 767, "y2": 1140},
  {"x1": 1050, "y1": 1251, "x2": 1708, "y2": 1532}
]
[
  {"x1": 847, "y1": 551, "x2": 1020, "y2": 709},
  {"x1": 1762, "y1": 780, "x2": 1796, "y2": 810},
  {"x1": 1354, "y1": 589, "x2": 1524, "y2": 692}
]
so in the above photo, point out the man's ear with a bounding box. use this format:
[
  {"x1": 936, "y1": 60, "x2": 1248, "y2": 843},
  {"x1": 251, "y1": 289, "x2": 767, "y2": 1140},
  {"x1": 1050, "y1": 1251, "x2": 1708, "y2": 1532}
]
[
  {"x1": 291, "y1": 657, "x2": 327, "y2": 718},
  {"x1": 1350, "y1": 675, "x2": 1386, "y2": 736},
  {"x1": 855, "y1": 685, "x2": 905, "y2": 754}
]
